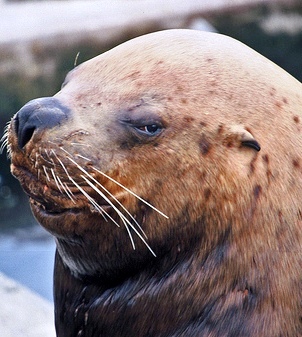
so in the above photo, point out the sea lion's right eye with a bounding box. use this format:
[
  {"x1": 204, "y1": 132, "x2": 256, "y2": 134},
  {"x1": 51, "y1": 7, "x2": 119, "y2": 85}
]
[
  {"x1": 120, "y1": 114, "x2": 164, "y2": 139},
  {"x1": 134, "y1": 124, "x2": 162, "y2": 136}
]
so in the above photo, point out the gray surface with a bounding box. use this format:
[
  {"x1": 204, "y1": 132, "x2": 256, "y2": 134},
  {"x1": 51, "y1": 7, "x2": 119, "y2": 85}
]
[{"x1": 0, "y1": 272, "x2": 55, "y2": 337}]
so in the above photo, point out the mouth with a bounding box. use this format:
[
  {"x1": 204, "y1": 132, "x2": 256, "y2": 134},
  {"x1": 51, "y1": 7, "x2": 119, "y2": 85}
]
[
  {"x1": 29, "y1": 197, "x2": 83, "y2": 220},
  {"x1": 11, "y1": 164, "x2": 112, "y2": 218}
]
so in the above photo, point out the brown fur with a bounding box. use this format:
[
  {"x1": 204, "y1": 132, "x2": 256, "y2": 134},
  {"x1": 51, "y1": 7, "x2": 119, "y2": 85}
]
[{"x1": 7, "y1": 30, "x2": 302, "y2": 336}]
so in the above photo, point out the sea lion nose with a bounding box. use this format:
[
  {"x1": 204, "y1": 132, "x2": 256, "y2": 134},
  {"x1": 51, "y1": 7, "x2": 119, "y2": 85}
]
[{"x1": 14, "y1": 97, "x2": 70, "y2": 149}]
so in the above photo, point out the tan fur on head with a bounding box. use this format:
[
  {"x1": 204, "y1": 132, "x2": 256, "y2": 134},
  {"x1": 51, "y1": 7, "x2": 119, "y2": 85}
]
[{"x1": 7, "y1": 30, "x2": 302, "y2": 336}]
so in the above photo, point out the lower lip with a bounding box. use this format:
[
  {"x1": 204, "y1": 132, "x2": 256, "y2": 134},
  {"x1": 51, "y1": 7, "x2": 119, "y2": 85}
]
[{"x1": 30, "y1": 198, "x2": 75, "y2": 218}]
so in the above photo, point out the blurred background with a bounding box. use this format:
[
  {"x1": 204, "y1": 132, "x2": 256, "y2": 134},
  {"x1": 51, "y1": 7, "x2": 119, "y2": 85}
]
[{"x1": 0, "y1": 0, "x2": 301, "y2": 304}]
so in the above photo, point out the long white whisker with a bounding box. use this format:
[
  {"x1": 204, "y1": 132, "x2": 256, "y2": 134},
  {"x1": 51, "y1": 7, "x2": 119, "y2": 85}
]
[
  {"x1": 0, "y1": 122, "x2": 10, "y2": 155},
  {"x1": 34, "y1": 152, "x2": 39, "y2": 168},
  {"x1": 82, "y1": 174, "x2": 155, "y2": 256},
  {"x1": 92, "y1": 167, "x2": 169, "y2": 219},
  {"x1": 60, "y1": 147, "x2": 168, "y2": 219},
  {"x1": 64, "y1": 154, "x2": 147, "y2": 238},
  {"x1": 74, "y1": 160, "x2": 148, "y2": 238},
  {"x1": 56, "y1": 175, "x2": 76, "y2": 204},
  {"x1": 61, "y1": 148, "x2": 167, "y2": 219},
  {"x1": 77, "y1": 154, "x2": 92, "y2": 162},
  {"x1": 59, "y1": 147, "x2": 158, "y2": 256},
  {"x1": 50, "y1": 168, "x2": 62, "y2": 193},
  {"x1": 81, "y1": 175, "x2": 136, "y2": 250},
  {"x1": 43, "y1": 166, "x2": 50, "y2": 182},
  {"x1": 50, "y1": 150, "x2": 87, "y2": 205},
  {"x1": 68, "y1": 176, "x2": 113, "y2": 224},
  {"x1": 64, "y1": 154, "x2": 155, "y2": 255}
]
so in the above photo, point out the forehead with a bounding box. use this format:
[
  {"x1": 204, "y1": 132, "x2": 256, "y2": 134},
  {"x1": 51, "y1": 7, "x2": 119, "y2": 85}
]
[{"x1": 62, "y1": 31, "x2": 219, "y2": 82}]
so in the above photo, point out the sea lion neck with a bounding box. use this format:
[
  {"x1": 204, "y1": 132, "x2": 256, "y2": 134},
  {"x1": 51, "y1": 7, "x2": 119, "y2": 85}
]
[{"x1": 53, "y1": 213, "x2": 210, "y2": 282}]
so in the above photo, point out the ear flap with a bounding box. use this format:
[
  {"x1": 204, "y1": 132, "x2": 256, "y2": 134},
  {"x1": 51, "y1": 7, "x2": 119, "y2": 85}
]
[
  {"x1": 227, "y1": 125, "x2": 261, "y2": 152},
  {"x1": 241, "y1": 132, "x2": 261, "y2": 151}
]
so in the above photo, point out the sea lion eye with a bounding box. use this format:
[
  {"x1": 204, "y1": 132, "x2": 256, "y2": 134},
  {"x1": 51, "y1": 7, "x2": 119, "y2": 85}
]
[{"x1": 136, "y1": 124, "x2": 162, "y2": 135}]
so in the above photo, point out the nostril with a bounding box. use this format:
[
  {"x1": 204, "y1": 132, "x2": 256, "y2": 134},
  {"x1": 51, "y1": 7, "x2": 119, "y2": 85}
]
[
  {"x1": 18, "y1": 125, "x2": 36, "y2": 150},
  {"x1": 14, "y1": 112, "x2": 36, "y2": 149},
  {"x1": 14, "y1": 97, "x2": 70, "y2": 149}
]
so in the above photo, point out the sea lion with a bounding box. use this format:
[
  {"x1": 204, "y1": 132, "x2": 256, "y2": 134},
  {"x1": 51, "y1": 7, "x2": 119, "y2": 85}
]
[{"x1": 6, "y1": 29, "x2": 302, "y2": 336}]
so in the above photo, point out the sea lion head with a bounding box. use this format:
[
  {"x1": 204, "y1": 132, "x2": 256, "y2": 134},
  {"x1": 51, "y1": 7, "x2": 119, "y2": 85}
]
[{"x1": 6, "y1": 29, "x2": 302, "y2": 291}]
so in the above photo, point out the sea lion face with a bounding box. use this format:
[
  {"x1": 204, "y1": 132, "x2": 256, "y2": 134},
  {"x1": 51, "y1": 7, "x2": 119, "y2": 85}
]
[{"x1": 7, "y1": 30, "x2": 302, "y2": 280}]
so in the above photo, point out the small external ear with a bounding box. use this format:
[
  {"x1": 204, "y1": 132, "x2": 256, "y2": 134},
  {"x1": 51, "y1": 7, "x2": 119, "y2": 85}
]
[
  {"x1": 240, "y1": 130, "x2": 261, "y2": 151},
  {"x1": 227, "y1": 125, "x2": 261, "y2": 152}
]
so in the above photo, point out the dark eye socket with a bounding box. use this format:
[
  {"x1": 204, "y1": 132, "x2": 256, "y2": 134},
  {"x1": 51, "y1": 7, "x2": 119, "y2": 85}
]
[{"x1": 135, "y1": 124, "x2": 162, "y2": 135}]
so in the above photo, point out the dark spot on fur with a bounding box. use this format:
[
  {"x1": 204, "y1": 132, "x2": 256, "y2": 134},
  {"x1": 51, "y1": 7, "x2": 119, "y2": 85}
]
[
  {"x1": 282, "y1": 97, "x2": 288, "y2": 104},
  {"x1": 217, "y1": 124, "x2": 224, "y2": 135},
  {"x1": 253, "y1": 185, "x2": 262, "y2": 199},
  {"x1": 199, "y1": 135, "x2": 212, "y2": 155},
  {"x1": 293, "y1": 116, "x2": 300, "y2": 124},
  {"x1": 275, "y1": 101, "x2": 282, "y2": 108},
  {"x1": 226, "y1": 140, "x2": 234, "y2": 148},
  {"x1": 249, "y1": 156, "x2": 258, "y2": 174},
  {"x1": 183, "y1": 116, "x2": 195, "y2": 123},
  {"x1": 250, "y1": 161, "x2": 255, "y2": 173},
  {"x1": 181, "y1": 98, "x2": 188, "y2": 104},
  {"x1": 198, "y1": 170, "x2": 207, "y2": 180},
  {"x1": 266, "y1": 169, "x2": 273, "y2": 183},
  {"x1": 269, "y1": 87, "x2": 276, "y2": 96},
  {"x1": 278, "y1": 210, "x2": 283, "y2": 220},
  {"x1": 262, "y1": 154, "x2": 272, "y2": 184},
  {"x1": 204, "y1": 188, "x2": 211, "y2": 200},
  {"x1": 293, "y1": 158, "x2": 300, "y2": 168},
  {"x1": 262, "y1": 154, "x2": 269, "y2": 163}
]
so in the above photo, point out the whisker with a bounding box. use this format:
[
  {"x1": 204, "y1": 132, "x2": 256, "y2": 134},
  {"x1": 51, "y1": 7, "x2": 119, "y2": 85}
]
[
  {"x1": 51, "y1": 150, "x2": 68, "y2": 173},
  {"x1": 92, "y1": 167, "x2": 169, "y2": 219},
  {"x1": 64, "y1": 182, "x2": 75, "y2": 199},
  {"x1": 35, "y1": 152, "x2": 39, "y2": 168},
  {"x1": 65, "y1": 153, "x2": 147, "y2": 238},
  {"x1": 51, "y1": 150, "x2": 111, "y2": 222},
  {"x1": 49, "y1": 150, "x2": 80, "y2": 204},
  {"x1": 73, "y1": 158, "x2": 148, "y2": 238},
  {"x1": 76, "y1": 154, "x2": 92, "y2": 162},
  {"x1": 70, "y1": 143, "x2": 91, "y2": 147},
  {"x1": 59, "y1": 147, "x2": 157, "y2": 256},
  {"x1": 69, "y1": 176, "x2": 119, "y2": 225},
  {"x1": 81, "y1": 175, "x2": 136, "y2": 250},
  {"x1": 60, "y1": 148, "x2": 168, "y2": 219},
  {"x1": 43, "y1": 166, "x2": 51, "y2": 182},
  {"x1": 82, "y1": 174, "x2": 155, "y2": 255},
  {"x1": 0, "y1": 124, "x2": 9, "y2": 155},
  {"x1": 56, "y1": 175, "x2": 76, "y2": 204},
  {"x1": 51, "y1": 168, "x2": 63, "y2": 193}
]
